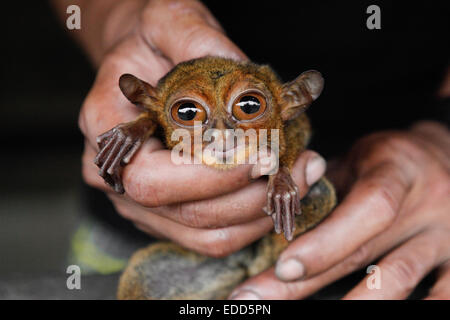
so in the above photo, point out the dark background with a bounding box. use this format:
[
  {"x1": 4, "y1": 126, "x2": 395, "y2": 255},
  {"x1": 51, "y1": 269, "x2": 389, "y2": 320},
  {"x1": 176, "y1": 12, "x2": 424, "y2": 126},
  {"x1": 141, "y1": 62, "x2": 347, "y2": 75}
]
[
  {"x1": 0, "y1": 0, "x2": 448, "y2": 298},
  {"x1": 1, "y1": 1, "x2": 92, "y2": 276}
]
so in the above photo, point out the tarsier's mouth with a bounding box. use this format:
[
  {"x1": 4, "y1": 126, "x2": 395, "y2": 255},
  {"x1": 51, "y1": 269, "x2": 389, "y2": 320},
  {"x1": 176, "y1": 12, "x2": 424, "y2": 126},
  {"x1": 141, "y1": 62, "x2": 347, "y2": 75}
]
[
  {"x1": 209, "y1": 144, "x2": 246, "y2": 159},
  {"x1": 193, "y1": 142, "x2": 279, "y2": 176},
  {"x1": 196, "y1": 143, "x2": 257, "y2": 167}
]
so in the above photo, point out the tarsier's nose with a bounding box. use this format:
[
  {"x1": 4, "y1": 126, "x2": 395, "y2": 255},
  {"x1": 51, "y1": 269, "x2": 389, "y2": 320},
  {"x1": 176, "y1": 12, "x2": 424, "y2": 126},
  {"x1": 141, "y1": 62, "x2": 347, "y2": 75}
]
[
  {"x1": 212, "y1": 118, "x2": 234, "y2": 130},
  {"x1": 223, "y1": 129, "x2": 234, "y2": 140},
  {"x1": 209, "y1": 130, "x2": 238, "y2": 152},
  {"x1": 208, "y1": 119, "x2": 240, "y2": 152}
]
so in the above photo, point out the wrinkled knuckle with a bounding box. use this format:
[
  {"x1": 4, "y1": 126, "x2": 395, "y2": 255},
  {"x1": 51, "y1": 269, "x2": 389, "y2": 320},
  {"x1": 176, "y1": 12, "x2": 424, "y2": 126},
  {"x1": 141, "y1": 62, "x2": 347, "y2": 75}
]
[
  {"x1": 180, "y1": 25, "x2": 220, "y2": 55},
  {"x1": 375, "y1": 186, "x2": 398, "y2": 225},
  {"x1": 384, "y1": 136, "x2": 426, "y2": 165},
  {"x1": 364, "y1": 176, "x2": 400, "y2": 226},
  {"x1": 177, "y1": 202, "x2": 207, "y2": 228},
  {"x1": 345, "y1": 244, "x2": 371, "y2": 271},
  {"x1": 356, "y1": 133, "x2": 422, "y2": 167},
  {"x1": 386, "y1": 257, "x2": 422, "y2": 292},
  {"x1": 126, "y1": 180, "x2": 162, "y2": 208}
]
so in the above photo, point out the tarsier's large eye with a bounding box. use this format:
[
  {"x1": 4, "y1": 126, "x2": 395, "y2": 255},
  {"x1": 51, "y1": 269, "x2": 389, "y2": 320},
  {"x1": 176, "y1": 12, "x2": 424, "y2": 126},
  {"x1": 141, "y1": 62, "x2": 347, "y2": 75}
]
[
  {"x1": 232, "y1": 92, "x2": 267, "y2": 121},
  {"x1": 171, "y1": 101, "x2": 207, "y2": 126}
]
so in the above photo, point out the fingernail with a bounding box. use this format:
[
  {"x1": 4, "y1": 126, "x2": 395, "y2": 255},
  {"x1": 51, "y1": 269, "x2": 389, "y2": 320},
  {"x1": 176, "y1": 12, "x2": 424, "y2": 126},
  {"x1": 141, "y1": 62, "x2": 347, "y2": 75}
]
[
  {"x1": 229, "y1": 289, "x2": 261, "y2": 300},
  {"x1": 275, "y1": 257, "x2": 305, "y2": 282},
  {"x1": 305, "y1": 156, "x2": 326, "y2": 186}
]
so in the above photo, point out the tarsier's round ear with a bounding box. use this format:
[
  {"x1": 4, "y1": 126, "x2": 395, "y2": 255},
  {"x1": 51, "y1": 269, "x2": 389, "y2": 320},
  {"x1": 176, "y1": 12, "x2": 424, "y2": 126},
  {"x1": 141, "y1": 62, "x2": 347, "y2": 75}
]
[
  {"x1": 280, "y1": 70, "x2": 324, "y2": 121},
  {"x1": 119, "y1": 74, "x2": 158, "y2": 110}
]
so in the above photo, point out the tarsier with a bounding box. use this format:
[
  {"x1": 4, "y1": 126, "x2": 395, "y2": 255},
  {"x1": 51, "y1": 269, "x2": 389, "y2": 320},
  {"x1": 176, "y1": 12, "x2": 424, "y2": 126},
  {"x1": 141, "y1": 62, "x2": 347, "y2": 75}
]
[{"x1": 95, "y1": 57, "x2": 336, "y2": 299}]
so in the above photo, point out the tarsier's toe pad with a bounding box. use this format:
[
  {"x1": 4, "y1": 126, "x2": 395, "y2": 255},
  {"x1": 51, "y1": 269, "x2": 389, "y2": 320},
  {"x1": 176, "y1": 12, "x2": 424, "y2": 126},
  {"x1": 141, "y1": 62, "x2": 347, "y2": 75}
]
[
  {"x1": 264, "y1": 168, "x2": 301, "y2": 241},
  {"x1": 94, "y1": 124, "x2": 144, "y2": 194}
]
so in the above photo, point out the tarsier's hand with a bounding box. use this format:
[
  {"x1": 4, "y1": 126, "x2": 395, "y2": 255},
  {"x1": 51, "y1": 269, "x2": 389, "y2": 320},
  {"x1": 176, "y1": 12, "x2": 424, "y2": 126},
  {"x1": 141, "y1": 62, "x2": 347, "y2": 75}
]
[
  {"x1": 94, "y1": 116, "x2": 156, "y2": 194},
  {"x1": 80, "y1": 0, "x2": 326, "y2": 256},
  {"x1": 230, "y1": 121, "x2": 450, "y2": 299},
  {"x1": 265, "y1": 167, "x2": 302, "y2": 241}
]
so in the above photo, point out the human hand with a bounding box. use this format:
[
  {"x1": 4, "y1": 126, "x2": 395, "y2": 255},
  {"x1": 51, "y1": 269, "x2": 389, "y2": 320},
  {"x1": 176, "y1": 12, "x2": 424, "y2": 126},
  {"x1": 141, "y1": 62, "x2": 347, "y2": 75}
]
[
  {"x1": 230, "y1": 121, "x2": 450, "y2": 299},
  {"x1": 79, "y1": 0, "x2": 327, "y2": 256}
]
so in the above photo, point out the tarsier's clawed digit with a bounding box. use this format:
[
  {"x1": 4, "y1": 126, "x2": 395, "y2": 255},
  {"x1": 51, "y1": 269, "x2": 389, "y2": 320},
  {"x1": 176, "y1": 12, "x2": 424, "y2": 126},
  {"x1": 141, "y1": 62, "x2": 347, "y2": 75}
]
[
  {"x1": 94, "y1": 118, "x2": 154, "y2": 193},
  {"x1": 94, "y1": 125, "x2": 127, "y2": 193},
  {"x1": 264, "y1": 167, "x2": 301, "y2": 241},
  {"x1": 94, "y1": 57, "x2": 324, "y2": 241}
]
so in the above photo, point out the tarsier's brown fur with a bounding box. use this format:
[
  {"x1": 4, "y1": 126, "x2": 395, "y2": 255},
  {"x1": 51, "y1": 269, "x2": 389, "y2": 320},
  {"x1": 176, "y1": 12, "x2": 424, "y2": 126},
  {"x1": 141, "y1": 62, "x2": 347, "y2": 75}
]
[{"x1": 94, "y1": 57, "x2": 336, "y2": 299}]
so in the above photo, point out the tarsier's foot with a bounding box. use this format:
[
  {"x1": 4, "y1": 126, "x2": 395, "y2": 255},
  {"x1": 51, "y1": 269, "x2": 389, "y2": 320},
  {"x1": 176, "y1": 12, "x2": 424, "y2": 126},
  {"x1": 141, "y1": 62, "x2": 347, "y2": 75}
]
[
  {"x1": 263, "y1": 167, "x2": 301, "y2": 241},
  {"x1": 95, "y1": 118, "x2": 153, "y2": 194}
]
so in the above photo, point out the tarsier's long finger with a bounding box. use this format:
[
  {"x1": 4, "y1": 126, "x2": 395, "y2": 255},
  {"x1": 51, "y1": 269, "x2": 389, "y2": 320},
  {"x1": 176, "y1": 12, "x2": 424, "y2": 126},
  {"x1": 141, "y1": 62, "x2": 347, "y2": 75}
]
[
  {"x1": 113, "y1": 175, "x2": 125, "y2": 194},
  {"x1": 94, "y1": 136, "x2": 115, "y2": 166},
  {"x1": 99, "y1": 138, "x2": 122, "y2": 177},
  {"x1": 94, "y1": 132, "x2": 126, "y2": 192},
  {"x1": 264, "y1": 190, "x2": 274, "y2": 216},
  {"x1": 294, "y1": 186, "x2": 302, "y2": 216},
  {"x1": 107, "y1": 140, "x2": 132, "y2": 175},
  {"x1": 296, "y1": 197, "x2": 302, "y2": 216},
  {"x1": 282, "y1": 196, "x2": 293, "y2": 241},
  {"x1": 290, "y1": 190, "x2": 296, "y2": 218},
  {"x1": 273, "y1": 195, "x2": 282, "y2": 234},
  {"x1": 96, "y1": 129, "x2": 115, "y2": 148},
  {"x1": 108, "y1": 142, "x2": 133, "y2": 194},
  {"x1": 290, "y1": 190, "x2": 297, "y2": 233},
  {"x1": 122, "y1": 140, "x2": 143, "y2": 165}
]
